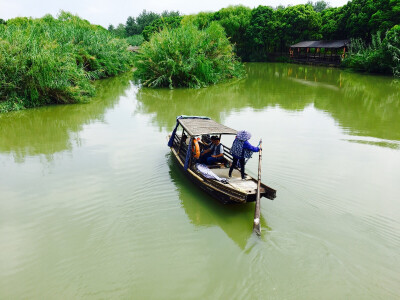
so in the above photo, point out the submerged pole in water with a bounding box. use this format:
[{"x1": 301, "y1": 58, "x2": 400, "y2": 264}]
[{"x1": 253, "y1": 139, "x2": 262, "y2": 235}]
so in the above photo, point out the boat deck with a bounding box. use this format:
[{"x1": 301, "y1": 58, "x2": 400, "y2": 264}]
[{"x1": 211, "y1": 168, "x2": 259, "y2": 194}]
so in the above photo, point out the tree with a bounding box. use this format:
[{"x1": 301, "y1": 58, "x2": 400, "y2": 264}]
[
  {"x1": 135, "y1": 10, "x2": 160, "y2": 34},
  {"x1": 125, "y1": 16, "x2": 138, "y2": 36},
  {"x1": 213, "y1": 5, "x2": 252, "y2": 58},
  {"x1": 142, "y1": 16, "x2": 183, "y2": 40},
  {"x1": 368, "y1": 0, "x2": 400, "y2": 37},
  {"x1": 307, "y1": 1, "x2": 330, "y2": 12},
  {"x1": 114, "y1": 23, "x2": 126, "y2": 38},
  {"x1": 246, "y1": 6, "x2": 279, "y2": 59},
  {"x1": 320, "y1": 7, "x2": 345, "y2": 39},
  {"x1": 277, "y1": 4, "x2": 321, "y2": 47},
  {"x1": 181, "y1": 12, "x2": 216, "y2": 30},
  {"x1": 333, "y1": 0, "x2": 400, "y2": 42},
  {"x1": 161, "y1": 10, "x2": 180, "y2": 18}
]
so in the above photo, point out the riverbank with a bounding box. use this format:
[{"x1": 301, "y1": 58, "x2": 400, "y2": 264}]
[{"x1": 0, "y1": 12, "x2": 134, "y2": 113}]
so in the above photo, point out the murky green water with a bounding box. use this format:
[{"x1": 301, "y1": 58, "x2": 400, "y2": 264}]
[{"x1": 1, "y1": 63, "x2": 400, "y2": 299}]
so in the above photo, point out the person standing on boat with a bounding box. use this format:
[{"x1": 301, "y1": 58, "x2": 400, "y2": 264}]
[
  {"x1": 229, "y1": 130, "x2": 259, "y2": 180},
  {"x1": 200, "y1": 136, "x2": 224, "y2": 165}
]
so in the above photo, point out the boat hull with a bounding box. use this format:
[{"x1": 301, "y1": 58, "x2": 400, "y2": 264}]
[{"x1": 170, "y1": 147, "x2": 276, "y2": 204}]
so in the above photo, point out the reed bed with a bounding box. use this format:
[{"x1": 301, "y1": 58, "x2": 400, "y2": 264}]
[
  {"x1": 0, "y1": 12, "x2": 134, "y2": 113},
  {"x1": 133, "y1": 23, "x2": 245, "y2": 88},
  {"x1": 342, "y1": 26, "x2": 400, "y2": 76}
]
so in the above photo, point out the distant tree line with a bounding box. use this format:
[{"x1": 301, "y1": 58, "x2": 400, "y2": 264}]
[
  {"x1": 108, "y1": 10, "x2": 180, "y2": 45},
  {"x1": 108, "y1": 0, "x2": 399, "y2": 59}
]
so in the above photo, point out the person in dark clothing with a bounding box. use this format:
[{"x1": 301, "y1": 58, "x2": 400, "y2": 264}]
[
  {"x1": 200, "y1": 136, "x2": 224, "y2": 165},
  {"x1": 229, "y1": 130, "x2": 259, "y2": 180}
]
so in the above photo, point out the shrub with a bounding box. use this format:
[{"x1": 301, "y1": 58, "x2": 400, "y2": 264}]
[
  {"x1": 0, "y1": 12, "x2": 134, "y2": 113},
  {"x1": 385, "y1": 25, "x2": 400, "y2": 77},
  {"x1": 342, "y1": 32, "x2": 392, "y2": 74},
  {"x1": 125, "y1": 34, "x2": 144, "y2": 46},
  {"x1": 133, "y1": 23, "x2": 245, "y2": 88}
]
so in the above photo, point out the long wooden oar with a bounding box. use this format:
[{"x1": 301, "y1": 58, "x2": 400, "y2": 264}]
[{"x1": 253, "y1": 139, "x2": 262, "y2": 235}]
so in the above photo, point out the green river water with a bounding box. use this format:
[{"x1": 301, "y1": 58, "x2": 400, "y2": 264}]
[{"x1": 1, "y1": 63, "x2": 400, "y2": 299}]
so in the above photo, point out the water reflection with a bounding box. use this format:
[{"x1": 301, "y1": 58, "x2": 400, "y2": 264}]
[
  {"x1": 167, "y1": 156, "x2": 268, "y2": 249},
  {"x1": 0, "y1": 73, "x2": 132, "y2": 162},
  {"x1": 134, "y1": 79, "x2": 244, "y2": 129},
  {"x1": 1, "y1": 63, "x2": 399, "y2": 161},
  {"x1": 136, "y1": 63, "x2": 400, "y2": 145}
]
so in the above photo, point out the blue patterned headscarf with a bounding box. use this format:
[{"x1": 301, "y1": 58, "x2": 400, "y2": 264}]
[{"x1": 236, "y1": 130, "x2": 251, "y2": 141}]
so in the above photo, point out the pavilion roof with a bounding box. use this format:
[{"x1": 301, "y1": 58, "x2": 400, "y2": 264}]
[{"x1": 290, "y1": 40, "x2": 350, "y2": 48}]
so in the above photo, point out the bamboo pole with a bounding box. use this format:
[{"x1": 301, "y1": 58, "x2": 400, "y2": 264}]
[{"x1": 253, "y1": 140, "x2": 262, "y2": 235}]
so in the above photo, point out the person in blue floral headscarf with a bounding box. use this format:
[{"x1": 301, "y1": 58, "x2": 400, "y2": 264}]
[{"x1": 229, "y1": 130, "x2": 259, "y2": 180}]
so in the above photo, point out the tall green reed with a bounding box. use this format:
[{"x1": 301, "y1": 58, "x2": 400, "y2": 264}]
[
  {"x1": 0, "y1": 12, "x2": 134, "y2": 113},
  {"x1": 133, "y1": 22, "x2": 245, "y2": 89},
  {"x1": 342, "y1": 27, "x2": 400, "y2": 77}
]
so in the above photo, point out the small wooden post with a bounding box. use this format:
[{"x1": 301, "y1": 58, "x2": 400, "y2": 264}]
[{"x1": 253, "y1": 140, "x2": 262, "y2": 235}]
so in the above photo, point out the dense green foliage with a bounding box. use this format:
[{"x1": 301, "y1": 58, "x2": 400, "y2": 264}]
[
  {"x1": 142, "y1": 16, "x2": 183, "y2": 40},
  {"x1": 142, "y1": 16, "x2": 183, "y2": 41},
  {"x1": 181, "y1": 12, "x2": 215, "y2": 30},
  {"x1": 245, "y1": 6, "x2": 278, "y2": 60},
  {"x1": 343, "y1": 26, "x2": 400, "y2": 75},
  {"x1": 212, "y1": 6, "x2": 252, "y2": 59},
  {"x1": 321, "y1": 0, "x2": 400, "y2": 40},
  {"x1": 133, "y1": 23, "x2": 245, "y2": 88},
  {"x1": 342, "y1": 33, "x2": 392, "y2": 74},
  {"x1": 0, "y1": 12, "x2": 134, "y2": 112},
  {"x1": 0, "y1": 0, "x2": 398, "y2": 112},
  {"x1": 182, "y1": 1, "x2": 399, "y2": 75},
  {"x1": 107, "y1": 23, "x2": 127, "y2": 38},
  {"x1": 386, "y1": 25, "x2": 400, "y2": 76},
  {"x1": 126, "y1": 10, "x2": 160, "y2": 35},
  {"x1": 307, "y1": 1, "x2": 331, "y2": 13},
  {"x1": 108, "y1": 10, "x2": 180, "y2": 38},
  {"x1": 180, "y1": 4, "x2": 323, "y2": 61},
  {"x1": 125, "y1": 34, "x2": 144, "y2": 46},
  {"x1": 107, "y1": 0, "x2": 399, "y2": 76}
]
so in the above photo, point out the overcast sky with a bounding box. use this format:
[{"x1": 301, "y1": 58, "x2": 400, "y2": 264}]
[{"x1": 1, "y1": 0, "x2": 349, "y2": 28}]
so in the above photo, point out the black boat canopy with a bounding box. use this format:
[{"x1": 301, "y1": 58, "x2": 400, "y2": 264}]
[{"x1": 178, "y1": 117, "x2": 237, "y2": 136}]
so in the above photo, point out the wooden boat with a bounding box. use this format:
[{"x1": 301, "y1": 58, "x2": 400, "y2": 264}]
[{"x1": 168, "y1": 116, "x2": 276, "y2": 204}]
